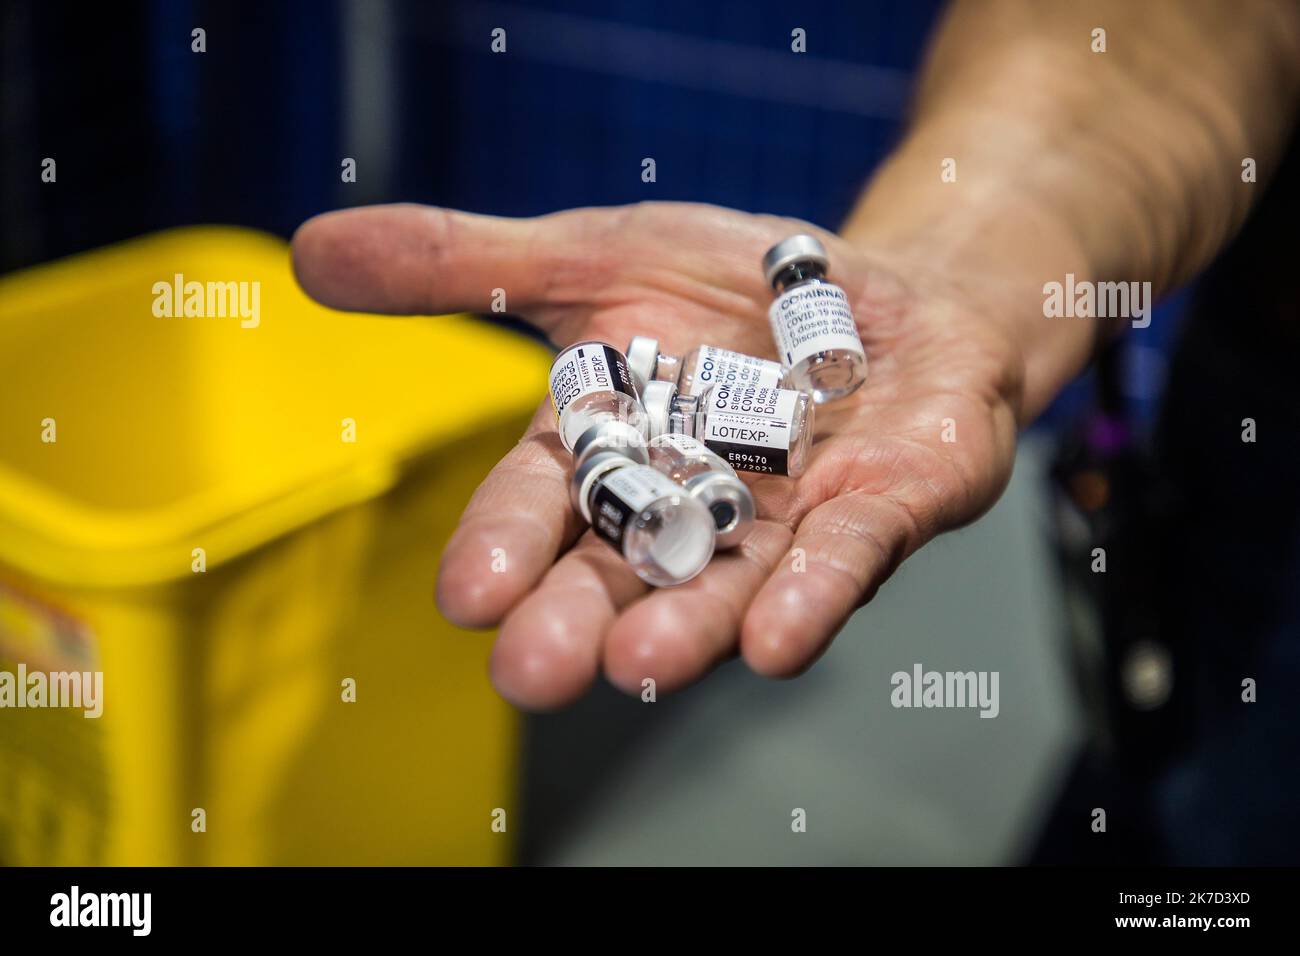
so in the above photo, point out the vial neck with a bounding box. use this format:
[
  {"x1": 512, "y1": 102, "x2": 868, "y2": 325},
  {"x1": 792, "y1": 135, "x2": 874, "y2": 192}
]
[
  {"x1": 654, "y1": 352, "x2": 682, "y2": 385},
  {"x1": 669, "y1": 394, "x2": 700, "y2": 437},
  {"x1": 773, "y1": 261, "x2": 827, "y2": 292}
]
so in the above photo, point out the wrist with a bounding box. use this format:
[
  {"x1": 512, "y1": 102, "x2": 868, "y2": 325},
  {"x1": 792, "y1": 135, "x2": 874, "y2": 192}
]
[
  {"x1": 840, "y1": 132, "x2": 1105, "y2": 422},
  {"x1": 842, "y1": 110, "x2": 1099, "y2": 295}
]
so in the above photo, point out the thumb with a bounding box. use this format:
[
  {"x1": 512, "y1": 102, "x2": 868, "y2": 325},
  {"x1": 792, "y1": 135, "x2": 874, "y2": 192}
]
[{"x1": 291, "y1": 202, "x2": 565, "y2": 322}]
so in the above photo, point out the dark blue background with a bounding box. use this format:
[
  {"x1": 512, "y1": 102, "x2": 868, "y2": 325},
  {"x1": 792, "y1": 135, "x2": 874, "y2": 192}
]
[{"x1": 1, "y1": 0, "x2": 1185, "y2": 430}]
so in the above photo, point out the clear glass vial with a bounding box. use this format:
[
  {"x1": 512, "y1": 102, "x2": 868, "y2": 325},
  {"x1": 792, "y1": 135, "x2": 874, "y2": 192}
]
[
  {"x1": 763, "y1": 234, "x2": 867, "y2": 403},
  {"x1": 641, "y1": 379, "x2": 815, "y2": 478},
  {"x1": 549, "y1": 341, "x2": 650, "y2": 463},
  {"x1": 571, "y1": 452, "x2": 716, "y2": 586},
  {"x1": 626, "y1": 336, "x2": 792, "y2": 397},
  {"x1": 647, "y1": 434, "x2": 755, "y2": 549}
]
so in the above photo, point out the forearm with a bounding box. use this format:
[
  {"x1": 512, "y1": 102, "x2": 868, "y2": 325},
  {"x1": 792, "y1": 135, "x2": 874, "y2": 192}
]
[{"x1": 843, "y1": 0, "x2": 1300, "y2": 420}]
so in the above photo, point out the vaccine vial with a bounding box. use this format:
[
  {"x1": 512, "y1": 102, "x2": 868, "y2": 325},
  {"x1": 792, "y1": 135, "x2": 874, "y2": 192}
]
[
  {"x1": 763, "y1": 234, "x2": 867, "y2": 403},
  {"x1": 626, "y1": 336, "x2": 792, "y2": 397},
  {"x1": 641, "y1": 380, "x2": 815, "y2": 478},
  {"x1": 647, "y1": 433, "x2": 755, "y2": 549},
  {"x1": 571, "y1": 452, "x2": 716, "y2": 587},
  {"x1": 549, "y1": 341, "x2": 650, "y2": 463}
]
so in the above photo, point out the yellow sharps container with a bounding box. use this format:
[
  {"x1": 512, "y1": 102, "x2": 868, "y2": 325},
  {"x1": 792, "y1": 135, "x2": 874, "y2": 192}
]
[{"x1": 0, "y1": 227, "x2": 547, "y2": 865}]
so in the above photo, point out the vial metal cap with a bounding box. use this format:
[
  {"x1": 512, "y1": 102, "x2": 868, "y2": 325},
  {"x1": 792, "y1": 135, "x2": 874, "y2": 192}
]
[
  {"x1": 640, "y1": 380, "x2": 677, "y2": 438},
  {"x1": 625, "y1": 336, "x2": 659, "y2": 389},
  {"x1": 685, "y1": 471, "x2": 755, "y2": 550},
  {"x1": 573, "y1": 420, "x2": 650, "y2": 467},
  {"x1": 762, "y1": 234, "x2": 830, "y2": 286},
  {"x1": 571, "y1": 451, "x2": 633, "y2": 519}
]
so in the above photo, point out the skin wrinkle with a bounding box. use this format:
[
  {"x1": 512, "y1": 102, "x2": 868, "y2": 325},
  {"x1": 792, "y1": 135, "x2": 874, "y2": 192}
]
[
  {"x1": 455, "y1": 472, "x2": 565, "y2": 517},
  {"x1": 1081, "y1": 90, "x2": 1216, "y2": 292},
  {"x1": 795, "y1": 504, "x2": 903, "y2": 594},
  {"x1": 651, "y1": 529, "x2": 788, "y2": 665},
  {"x1": 731, "y1": 521, "x2": 790, "y2": 568},
  {"x1": 512, "y1": 426, "x2": 559, "y2": 450},
  {"x1": 1129, "y1": 6, "x2": 1256, "y2": 150},
  {"x1": 608, "y1": 266, "x2": 763, "y2": 333},
  {"x1": 419, "y1": 206, "x2": 457, "y2": 313},
  {"x1": 454, "y1": 494, "x2": 571, "y2": 540},
  {"x1": 1160, "y1": 93, "x2": 1257, "y2": 274},
  {"x1": 744, "y1": 473, "x2": 810, "y2": 531},
  {"x1": 468, "y1": 438, "x2": 570, "y2": 493},
  {"x1": 912, "y1": 3, "x2": 1298, "y2": 294},
  {"x1": 292, "y1": 216, "x2": 376, "y2": 312},
  {"x1": 482, "y1": 440, "x2": 568, "y2": 477},
  {"x1": 886, "y1": 453, "x2": 971, "y2": 533},
  {"x1": 525, "y1": 220, "x2": 562, "y2": 321},
  {"x1": 619, "y1": 603, "x2": 737, "y2": 680},
  {"x1": 443, "y1": 524, "x2": 560, "y2": 586},
  {"x1": 538, "y1": 222, "x2": 621, "y2": 319},
  {"x1": 546, "y1": 231, "x2": 798, "y2": 354},
  {"x1": 769, "y1": 489, "x2": 821, "y2": 534},
  {"x1": 792, "y1": 541, "x2": 884, "y2": 615},
  {"x1": 906, "y1": 82, "x2": 1144, "y2": 287},
  {"x1": 867, "y1": 194, "x2": 1076, "y2": 311},
  {"x1": 850, "y1": 181, "x2": 1070, "y2": 304},
  {"x1": 535, "y1": 541, "x2": 647, "y2": 609},
  {"x1": 836, "y1": 437, "x2": 973, "y2": 537},
  {"x1": 541, "y1": 581, "x2": 622, "y2": 612},
  {"x1": 563, "y1": 209, "x2": 918, "y2": 362}
]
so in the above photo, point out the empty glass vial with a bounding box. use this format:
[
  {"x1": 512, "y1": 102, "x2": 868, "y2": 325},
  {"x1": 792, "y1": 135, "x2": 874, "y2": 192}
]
[
  {"x1": 549, "y1": 341, "x2": 650, "y2": 463},
  {"x1": 571, "y1": 452, "x2": 716, "y2": 586},
  {"x1": 763, "y1": 234, "x2": 867, "y2": 403},
  {"x1": 647, "y1": 433, "x2": 755, "y2": 549},
  {"x1": 641, "y1": 379, "x2": 815, "y2": 478},
  {"x1": 626, "y1": 336, "x2": 792, "y2": 397}
]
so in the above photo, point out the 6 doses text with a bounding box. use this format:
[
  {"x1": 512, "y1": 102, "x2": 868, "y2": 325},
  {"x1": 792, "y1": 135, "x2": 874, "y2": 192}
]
[{"x1": 1119, "y1": 892, "x2": 1251, "y2": 907}]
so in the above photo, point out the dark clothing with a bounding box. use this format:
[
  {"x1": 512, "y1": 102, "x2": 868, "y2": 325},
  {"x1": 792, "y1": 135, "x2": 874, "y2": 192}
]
[
  {"x1": 1034, "y1": 122, "x2": 1300, "y2": 865},
  {"x1": 1146, "y1": 124, "x2": 1300, "y2": 864}
]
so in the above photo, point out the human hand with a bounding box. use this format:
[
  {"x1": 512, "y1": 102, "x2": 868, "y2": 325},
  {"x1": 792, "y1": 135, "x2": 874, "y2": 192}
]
[{"x1": 291, "y1": 201, "x2": 1027, "y2": 709}]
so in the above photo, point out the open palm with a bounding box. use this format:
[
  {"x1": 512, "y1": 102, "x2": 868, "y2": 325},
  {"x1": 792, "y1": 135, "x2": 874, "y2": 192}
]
[{"x1": 292, "y1": 201, "x2": 1024, "y2": 709}]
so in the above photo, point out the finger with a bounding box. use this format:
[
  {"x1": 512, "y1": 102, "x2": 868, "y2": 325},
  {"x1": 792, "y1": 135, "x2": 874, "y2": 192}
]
[
  {"x1": 291, "y1": 203, "x2": 566, "y2": 318},
  {"x1": 741, "y1": 491, "x2": 922, "y2": 677},
  {"x1": 435, "y1": 402, "x2": 581, "y2": 628},
  {"x1": 602, "y1": 519, "x2": 793, "y2": 696},
  {"x1": 489, "y1": 532, "x2": 649, "y2": 711}
]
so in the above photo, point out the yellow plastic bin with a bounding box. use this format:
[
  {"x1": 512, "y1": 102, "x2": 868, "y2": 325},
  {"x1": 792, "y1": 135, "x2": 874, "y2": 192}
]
[{"x1": 0, "y1": 227, "x2": 548, "y2": 865}]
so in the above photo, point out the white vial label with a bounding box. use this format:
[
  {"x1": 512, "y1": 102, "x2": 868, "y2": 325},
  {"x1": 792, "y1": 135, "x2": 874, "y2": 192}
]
[
  {"x1": 702, "y1": 386, "x2": 798, "y2": 475},
  {"x1": 550, "y1": 344, "x2": 639, "y2": 420},
  {"x1": 652, "y1": 433, "x2": 711, "y2": 458},
  {"x1": 590, "y1": 467, "x2": 683, "y2": 550},
  {"x1": 768, "y1": 282, "x2": 864, "y2": 369},
  {"x1": 685, "y1": 345, "x2": 785, "y2": 397}
]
